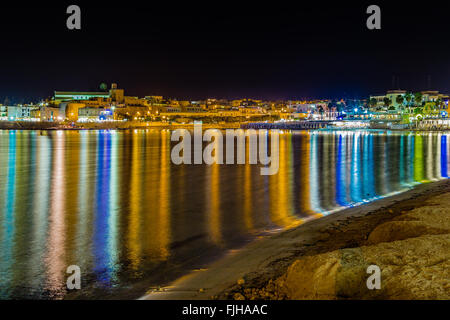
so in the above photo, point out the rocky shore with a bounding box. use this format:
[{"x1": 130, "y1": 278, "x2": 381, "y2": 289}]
[{"x1": 223, "y1": 185, "x2": 450, "y2": 300}]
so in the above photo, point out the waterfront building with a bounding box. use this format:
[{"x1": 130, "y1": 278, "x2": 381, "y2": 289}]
[
  {"x1": 417, "y1": 118, "x2": 450, "y2": 130},
  {"x1": 292, "y1": 101, "x2": 337, "y2": 120},
  {"x1": 78, "y1": 107, "x2": 105, "y2": 121},
  {"x1": 371, "y1": 90, "x2": 449, "y2": 109},
  {"x1": 162, "y1": 105, "x2": 182, "y2": 113},
  {"x1": 123, "y1": 96, "x2": 147, "y2": 106},
  {"x1": 145, "y1": 96, "x2": 164, "y2": 102},
  {"x1": 52, "y1": 83, "x2": 155, "y2": 121},
  {"x1": 110, "y1": 83, "x2": 124, "y2": 103},
  {"x1": 65, "y1": 103, "x2": 85, "y2": 122},
  {"x1": 6, "y1": 105, "x2": 38, "y2": 121},
  {"x1": 53, "y1": 91, "x2": 110, "y2": 103},
  {"x1": 113, "y1": 106, "x2": 153, "y2": 121},
  {"x1": 0, "y1": 105, "x2": 7, "y2": 119},
  {"x1": 182, "y1": 104, "x2": 204, "y2": 112},
  {"x1": 421, "y1": 91, "x2": 449, "y2": 103},
  {"x1": 386, "y1": 90, "x2": 407, "y2": 107},
  {"x1": 40, "y1": 106, "x2": 63, "y2": 121},
  {"x1": 370, "y1": 90, "x2": 406, "y2": 111}
]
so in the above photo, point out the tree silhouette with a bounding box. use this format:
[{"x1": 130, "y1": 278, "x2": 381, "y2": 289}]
[{"x1": 396, "y1": 95, "x2": 404, "y2": 106}]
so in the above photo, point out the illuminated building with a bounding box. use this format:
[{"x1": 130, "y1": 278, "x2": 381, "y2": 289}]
[
  {"x1": 40, "y1": 106, "x2": 63, "y2": 122},
  {"x1": 0, "y1": 105, "x2": 8, "y2": 119},
  {"x1": 53, "y1": 91, "x2": 110, "y2": 103},
  {"x1": 109, "y1": 83, "x2": 125, "y2": 103},
  {"x1": 6, "y1": 105, "x2": 38, "y2": 121}
]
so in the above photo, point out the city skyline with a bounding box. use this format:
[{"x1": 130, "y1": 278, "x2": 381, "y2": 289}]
[{"x1": 1, "y1": 84, "x2": 449, "y2": 106}]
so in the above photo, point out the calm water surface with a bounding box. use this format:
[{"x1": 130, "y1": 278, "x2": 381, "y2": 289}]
[{"x1": 0, "y1": 129, "x2": 449, "y2": 299}]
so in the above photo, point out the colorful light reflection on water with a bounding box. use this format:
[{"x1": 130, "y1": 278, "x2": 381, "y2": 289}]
[{"x1": 0, "y1": 129, "x2": 449, "y2": 299}]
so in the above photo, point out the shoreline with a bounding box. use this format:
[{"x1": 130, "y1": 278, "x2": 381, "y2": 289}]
[
  {"x1": 141, "y1": 178, "x2": 450, "y2": 300},
  {"x1": 1, "y1": 122, "x2": 450, "y2": 133},
  {"x1": 0, "y1": 121, "x2": 242, "y2": 131}
]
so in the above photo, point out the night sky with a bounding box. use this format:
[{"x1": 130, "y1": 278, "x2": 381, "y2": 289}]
[{"x1": 0, "y1": 1, "x2": 449, "y2": 102}]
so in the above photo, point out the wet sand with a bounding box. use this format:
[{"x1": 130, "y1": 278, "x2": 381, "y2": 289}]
[{"x1": 141, "y1": 179, "x2": 450, "y2": 300}]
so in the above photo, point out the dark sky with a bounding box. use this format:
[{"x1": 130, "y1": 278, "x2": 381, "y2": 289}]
[{"x1": 0, "y1": 1, "x2": 449, "y2": 102}]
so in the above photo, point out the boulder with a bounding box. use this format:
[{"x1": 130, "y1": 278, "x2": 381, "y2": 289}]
[
  {"x1": 276, "y1": 234, "x2": 450, "y2": 300},
  {"x1": 368, "y1": 205, "x2": 450, "y2": 245}
]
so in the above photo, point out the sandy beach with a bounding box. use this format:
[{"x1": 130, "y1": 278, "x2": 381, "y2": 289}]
[{"x1": 142, "y1": 179, "x2": 450, "y2": 300}]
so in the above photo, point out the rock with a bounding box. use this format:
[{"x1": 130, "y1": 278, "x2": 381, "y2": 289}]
[
  {"x1": 228, "y1": 192, "x2": 450, "y2": 301},
  {"x1": 279, "y1": 251, "x2": 341, "y2": 299},
  {"x1": 360, "y1": 234, "x2": 450, "y2": 299},
  {"x1": 233, "y1": 293, "x2": 245, "y2": 300},
  {"x1": 368, "y1": 205, "x2": 450, "y2": 245},
  {"x1": 368, "y1": 221, "x2": 447, "y2": 244},
  {"x1": 275, "y1": 234, "x2": 450, "y2": 300}
]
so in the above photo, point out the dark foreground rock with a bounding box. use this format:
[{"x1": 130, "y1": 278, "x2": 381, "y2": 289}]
[{"x1": 225, "y1": 189, "x2": 450, "y2": 300}]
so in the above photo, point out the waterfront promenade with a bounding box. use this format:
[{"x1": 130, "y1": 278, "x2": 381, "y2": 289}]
[{"x1": 3, "y1": 118, "x2": 450, "y2": 131}]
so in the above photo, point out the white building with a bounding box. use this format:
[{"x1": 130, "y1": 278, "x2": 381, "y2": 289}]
[{"x1": 6, "y1": 105, "x2": 37, "y2": 120}]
